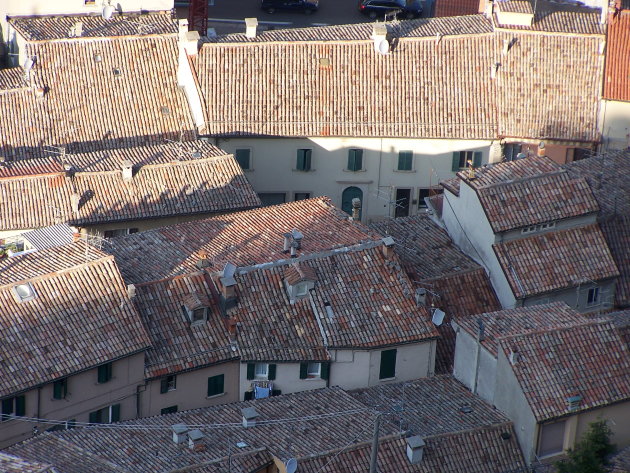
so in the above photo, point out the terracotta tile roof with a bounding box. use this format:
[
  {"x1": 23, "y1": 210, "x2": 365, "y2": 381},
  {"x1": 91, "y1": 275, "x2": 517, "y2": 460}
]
[
  {"x1": 425, "y1": 268, "x2": 501, "y2": 373},
  {"x1": 493, "y1": 224, "x2": 619, "y2": 298},
  {"x1": 455, "y1": 302, "x2": 591, "y2": 356},
  {"x1": 0, "y1": 68, "x2": 27, "y2": 90},
  {"x1": 500, "y1": 320, "x2": 630, "y2": 421},
  {"x1": 208, "y1": 15, "x2": 493, "y2": 42},
  {"x1": 134, "y1": 273, "x2": 238, "y2": 379},
  {"x1": 0, "y1": 151, "x2": 260, "y2": 230},
  {"x1": 284, "y1": 262, "x2": 318, "y2": 285},
  {"x1": 9, "y1": 11, "x2": 177, "y2": 41},
  {"x1": 460, "y1": 155, "x2": 560, "y2": 189},
  {"x1": 609, "y1": 445, "x2": 630, "y2": 473},
  {"x1": 434, "y1": 0, "x2": 480, "y2": 17},
  {"x1": 21, "y1": 223, "x2": 75, "y2": 250},
  {"x1": 370, "y1": 215, "x2": 479, "y2": 281},
  {"x1": 474, "y1": 171, "x2": 599, "y2": 232},
  {"x1": 564, "y1": 151, "x2": 630, "y2": 218},
  {"x1": 231, "y1": 243, "x2": 438, "y2": 359},
  {"x1": 496, "y1": 0, "x2": 534, "y2": 14},
  {"x1": 195, "y1": 30, "x2": 498, "y2": 139},
  {"x1": 604, "y1": 12, "x2": 630, "y2": 101},
  {"x1": 607, "y1": 309, "x2": 630, "y2": 345},
  {"x1": 494, "y1": 0, "x2": 605, "y2": 34},
  {"x1": 298, "y1": 423, "x2": 526, "y2": 473},
  {"x1": 600, "y1": 215, "x2": 630, "y2": 307},
  {"x1": 0, "y1": 453, "x2": 56, "y2": 473},
  {"x1": 7, "y1": 388, "x2": 387, "y2": 471},
  {"x1": 0, "y1": 35, "x2": 194, "y2": 158},
  {"x1": 104, "y1": 197, "x2": 379, "y2": 284},
  {"x1": 349, "y1": 375, "x2": 510, "y2": 436},
  {"x1": 0, "y1": 242, "x2": 150, "y2": 398},
  {"x1": 495, "y1": 31, "x2": 603, "y2": 141}
]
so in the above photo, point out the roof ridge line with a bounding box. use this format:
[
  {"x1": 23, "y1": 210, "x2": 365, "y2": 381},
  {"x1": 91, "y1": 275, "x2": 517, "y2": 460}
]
[{"x1": 496, "y1": 317, "x2": 615, "y2": 343}]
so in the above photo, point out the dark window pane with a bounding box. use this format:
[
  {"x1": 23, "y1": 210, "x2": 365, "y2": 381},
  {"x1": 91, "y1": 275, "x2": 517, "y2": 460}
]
[
  {"x1": 347, "y1": 149, "x2": 363, "y2": 171},
  {"x1": 398, "y1": 151, "x2": 413, "y2": 171},
  {"x1": 161, "y1": 405, "x2": 178, "y2": 415},
  {"x1": 379, "y1": 349, "x2": 397, "y2": 379},
  {"x1": 258, "y1": 193, "x2": 286, "y2": 207},
  {"x1": 235, "y1": 149, "x2": 251, "y2": 169},
  {"x1": 207, "y1": 374, "x2": 225, "y2": 397},
  {"x1": 97, "y1": 363, "x2": 112, "y2": 384}
]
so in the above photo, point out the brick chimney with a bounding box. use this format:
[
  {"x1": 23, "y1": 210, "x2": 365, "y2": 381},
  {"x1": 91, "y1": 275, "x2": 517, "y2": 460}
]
[{"x1": 382, "y1": 236, "x2": 395, "y2": 259}]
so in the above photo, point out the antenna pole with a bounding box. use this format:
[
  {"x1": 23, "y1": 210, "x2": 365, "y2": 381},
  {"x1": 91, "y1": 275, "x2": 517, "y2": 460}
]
[{"x1": 368, "y1": 413, "x2": 381, "y2": 473}]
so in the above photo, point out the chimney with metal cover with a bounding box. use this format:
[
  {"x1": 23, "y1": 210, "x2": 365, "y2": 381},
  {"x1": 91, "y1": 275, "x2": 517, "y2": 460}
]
[
  {"x1": 187, "y1": 429, "x2": 205, "y2": 450},
  {"x1": 242, "y1": 407, "x2": 259, "y2": 428},
  {"x1": 121, "y1": 160, "x2": 134, "y2": 181},
  {"x1": 406, "y1": 435, "x2": 426, "y2": 464},
  {"x1": 245, "y1": 18, "x2": 258, "y2": 39},
  {"x1": 351, "y1": 198, "x2": 361, "y2": 221},
  {"x1": 382, "y1": 236, "x2": 395, "y2": 259},
  {"x1": 291, "y1": 229, "x2": 303, "y2": 249},
  {"x1": 171, "y1": 424, "x2": 189, "y2": 444},
  {"x1": 283, "y1": 232, "x2": 292, "y2": 253}
]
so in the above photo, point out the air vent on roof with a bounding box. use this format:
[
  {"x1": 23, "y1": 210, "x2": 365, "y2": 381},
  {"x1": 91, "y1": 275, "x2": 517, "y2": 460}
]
[
  {"x1": 13, "y1": 283, "x2": 36, "y2": 303},
  {"x1": 245, "y1": 18, "x2": 258, "y2": 39},
  {"x1": 242, "y1": 407, "x2": 259, "y2": 428},
  {"x1": 567, "y1": 395, "x2": 582, "y2": 411},
  {"x1": 406, "y1": 436, "x2": 425, "y2": 464},
  {"x1": 171, "y1": 424, "x2": 188, "y2": 444}
]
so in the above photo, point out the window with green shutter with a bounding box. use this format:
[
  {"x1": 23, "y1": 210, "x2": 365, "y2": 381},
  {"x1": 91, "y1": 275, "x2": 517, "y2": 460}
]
[
  {"x1": 161, "y1": 405, "x2": 178, "y2": 415},
  {"x1": 89, "y1": 409, "x2": 100, "y2": 424},
  {"x1": 53, "y1": 379, "x2": 67, "y2": 400},
  {"x1": 207, "y1": 374, "x2": 225, "y2": 397},
  {"x1": 160, "y1": 375, "x2": 176, "y2": 394},
  {"x1": 379, "y1": 349, "x2": 397, "y2": 380},
  {"x1": 246, "y1": 363, "x2": 255, "y2": 380},
  {"x1": 397, "y1": 151, "x2": 413, "y2": 171},
  {"x1": 296, "y1": 149, "x2": 312, "y2": 171},
  {"x1": 268, "y1": 364, "x2": 277, "y2": 380},
  {"x1": 111, "y1": 404, "x2": 120, "y2": 423},
  {"x1": 89, "y1": 404, "x2": 119, "y2": 424},
  {"x1": 452, "y1": 151, "x2": 482, "y2": 172},
  {"x1": 97, "y1": 363, "x2": 112, "y2": 384},
  {"x1": 15, "y1": 396, "x2": 25, "y2": 417},
  {"x1": 473, "y1": 151, "x2": 482, "y2": 167},
  {"x1": 347, "y1": 149, "x2": 363, "y2": 171},
  {"x1": 235, "y1": 149, "x2": 251, "y2": 170},
  {"x1": 321, "y1": 362, "x2": 330, "y2": 380},
  {"x1": 299, "y1": 362, "x2": 308, "y2": 379}
]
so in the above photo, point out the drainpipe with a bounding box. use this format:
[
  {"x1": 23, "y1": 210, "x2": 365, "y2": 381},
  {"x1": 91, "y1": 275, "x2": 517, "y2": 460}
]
[
  {"x1": 471, "y1": 319, "x2": 485, "y2": 394},
  {"x1": 136, "y1": 383, "x2": 146, "y2": 419}
]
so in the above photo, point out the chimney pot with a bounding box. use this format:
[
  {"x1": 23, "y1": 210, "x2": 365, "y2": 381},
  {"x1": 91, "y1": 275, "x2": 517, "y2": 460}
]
[
  {"x1": 291, "y1": 229, "x2": 303, "y2": 248},
  {"x1": 122, "y1": 160, "x2": 133, "y2": 181},
  {"x1": 382, "y1": 236, "x2": 395, "y2": 259},
  {"x1": 406, "y1": 435, "x2": 425, "y2": 464},
  {"x1": 245, "y1": 18, "x2": 258, "y2": 39},
  {"x1": 283, "y1": 232, "x2": 292, "y2": 253},
  {"x1": 290, "y1": 244, "x2": 297, "y2": 258},
  {"x1": 351, "y1": 198, "x2": 361, "y2": 221}
]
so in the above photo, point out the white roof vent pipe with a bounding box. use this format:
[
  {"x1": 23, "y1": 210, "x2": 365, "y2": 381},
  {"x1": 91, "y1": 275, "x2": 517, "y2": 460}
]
[{"x1": 245, "y1": 18, "x2": 258, "y2": 39}]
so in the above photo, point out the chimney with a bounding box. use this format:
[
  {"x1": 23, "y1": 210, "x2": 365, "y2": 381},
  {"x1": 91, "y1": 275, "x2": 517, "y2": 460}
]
[
  {"x1": 171, "y1": 424, "x2": 188, "y2": 444},
  {"x1": 245, "y1": 18, "x2": 258, "y2": 39},
  {"x1": 406, "y1": 436, "x2": 425, "y2": 464},
  {"x1": 72, "y1": 231, "x2": 81, "y2": 243},
  {"x1": 63, "y1": 161, "x2": 74, "y2": 176},
  {"x1": 536, "y1": 141, "x2": 546, "y2": 157},
  {"x1": 187, "y1": 429, "x2": 205, "y2": 450},
  {"x1": 290, "y1": 243, "x2": 298, "y2": 258},
  {"x1": 291, "y1": 229, "x2": 303, "y2": 249},
  {"x1": 351, "y1": 198, "x2": 361, "y2": 221},
  {"x1": 382, "y1": 236, "x2": 395, "y2": 259},
  {"x1": 127, "y1": 284, "x2": 136, "y2": 299},
  {"x1": 415, "y1": 287, "x2": 427, "y2": 306},
  {"x1": 184, "y1": 31, "x2": 200, "y2": 56},
  {"x1": 283, "y1": 232, "x2": 292, "y2": 253},
  {"x1": 122, "y1": 160, "x2": 133, "y2": 181},
  {"x1": 69, "y1": 21, "x2": 83, "y2": 37},
  {"x1": 71, "y1": 192, "x2": 80, "y2": 213},
  {"x1": 372, "y1": 24, "x2": 387, "y2": 42},
  {"x1": 477, "y1": 318, "x2": 485, "y2": 341},
  {"x1": 509, "y1": 347, "x2": 519, "y2": 365},
  {"x1": 242, "y1": 407, "x2": 259, "y2": 428},
  {"x1": 220, "y1": 276, "x2": 237, "y2": 300}
]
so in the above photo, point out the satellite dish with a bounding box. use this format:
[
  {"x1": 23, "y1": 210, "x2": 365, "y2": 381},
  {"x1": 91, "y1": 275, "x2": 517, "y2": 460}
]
[
  {"x1": 223, "y1": 262, "x2": 237, "y2": 279},
  {"x1": 431, "y1": 308, "x2": 445, "y2": 326},
  {"x1": 102, "y1": 4, "x2": 115, "y2": 20},
  {"x1": 285, "y1": 458, "x2": 298, "y2": 473},
  {"x1": 374, "y1": 39, "x2": 389, "y2": 55}
]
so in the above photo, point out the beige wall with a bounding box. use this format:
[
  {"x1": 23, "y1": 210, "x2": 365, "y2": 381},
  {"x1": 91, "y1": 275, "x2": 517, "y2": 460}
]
[
  {"x1": 239, "y1": 362, "x2": 328, "y2": 401},
  {"x1": 0, "y1": 353, "x2": 145, "y2": 448},
  {"x1": 600, "y1": 100, "x2": 630, "y2": 151},
  {"x1": 142, "y1": 362, "x2": 240, "y2": 417}
]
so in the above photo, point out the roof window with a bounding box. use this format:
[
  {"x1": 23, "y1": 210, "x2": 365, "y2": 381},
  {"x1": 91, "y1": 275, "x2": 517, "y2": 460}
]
[
  {"x1": 284, "y1": 263, "x2": 316, "y2": 303},
  {"x1": 14, "y1": 283, "x2": 36, "y2": 302},
  {"x1": 181, "y1": 292, "x2": 211, "y2": 326}
]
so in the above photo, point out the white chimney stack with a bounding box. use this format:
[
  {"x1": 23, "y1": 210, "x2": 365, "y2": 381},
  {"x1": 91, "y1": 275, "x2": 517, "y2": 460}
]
[
  {"x1": 242, "y1": 407, "x2": 259, "y2": 428},
  {"x1": 171, "y1": 424, "x2": 188, "y2": 444},
  {"x1": 121, "y1": 160, "x2": 133, "y2": 181},
  {"x1": 406, "y1": 436, "x2": 426, "y2": 464},
  {"x1": 245, "y1": 18, "x2": 258, "y2": 39}
]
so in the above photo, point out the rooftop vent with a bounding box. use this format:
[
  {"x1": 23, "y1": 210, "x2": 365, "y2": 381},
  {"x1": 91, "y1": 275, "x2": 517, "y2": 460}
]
[
  {"x1": 187, "y1": 429, "x2": 205, "y2": 450},
  {"x1": 242, "y1": 407, "x2": 259, "y2": 428},
  {"x1": 121, "y1": 160, "x2": 133, "y2": 181},
  {"x1": 68, "y1": 21, "x2": 83, "y2": 38},
  {"x1": 372, "y1": 24, "x2": 389, "y2": 55},
  {"x1": 382, "y1": 236, "x2": 395, "y2": 259},
  {"x1": 171, "y1": 424, "x2": 188, "y2": 444},
  {"x1": 406, "y1": 435, "x2": 425, "y2": 464},
  {"x1": 567, "y1": 395, "x2": 582, "y2": 412},
  {"x1": 245, "y1": 18, "x2": 258, "y2": 39},
  {"x1": 415, "y1": 287, "x2": 427, "y2": 306}
]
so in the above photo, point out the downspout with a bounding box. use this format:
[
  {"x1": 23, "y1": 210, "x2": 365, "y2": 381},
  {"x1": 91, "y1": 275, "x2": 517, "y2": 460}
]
[
  {"x1": 36, "y1": 386, "x2": 41, "y2": 432},
  {"x1": 471, "y1": 319, "x2": 485, "y2": 394},
  {"x1": 136, "y1": 383, "x2": 146, "y2": 419},
  {"x1": 308, "y1": 291, "x2": 331, "y2": 387}
]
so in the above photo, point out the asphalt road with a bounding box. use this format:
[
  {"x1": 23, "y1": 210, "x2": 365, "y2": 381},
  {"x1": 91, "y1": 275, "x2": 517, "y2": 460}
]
[{"x1": 176, "y1": 0, "x2": 429, "y2": 35}]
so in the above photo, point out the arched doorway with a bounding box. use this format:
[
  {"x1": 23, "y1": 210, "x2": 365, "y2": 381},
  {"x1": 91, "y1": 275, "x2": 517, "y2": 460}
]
[{"x1": 341, "y1": 186, "x2": 363, "y2": 219}]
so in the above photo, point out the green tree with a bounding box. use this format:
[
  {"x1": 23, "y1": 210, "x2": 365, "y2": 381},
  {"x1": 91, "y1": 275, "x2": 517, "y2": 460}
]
[{"x1": 556, "y1": 419, "x2": 616, "y2": 473}]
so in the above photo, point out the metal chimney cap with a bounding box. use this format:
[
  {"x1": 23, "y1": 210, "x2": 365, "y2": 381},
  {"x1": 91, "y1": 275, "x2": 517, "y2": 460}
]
[
  {"x1": 406, "y1": 435, "x2": 425, "y2": 449},
  {"x1": 172, "y1": 424, "x2": 188, "y2": 434},
  {"x1": 382, "y1": 236, "x2": 395, "y2": 247},
  {"x1": 242, "y1": 407, "x2": 259, "y2": 420},
  {"x1": 188, "y1": 429, "x2": 204, "y2": 441}
]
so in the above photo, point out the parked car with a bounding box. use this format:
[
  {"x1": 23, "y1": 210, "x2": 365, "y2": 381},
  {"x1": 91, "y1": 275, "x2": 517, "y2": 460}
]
[
  {"x1": 261, "y1": 0, "x2": 319, "y2": 14},
  {"x1": 358, "y1": 0, "x2": 423, "y2": 19}
]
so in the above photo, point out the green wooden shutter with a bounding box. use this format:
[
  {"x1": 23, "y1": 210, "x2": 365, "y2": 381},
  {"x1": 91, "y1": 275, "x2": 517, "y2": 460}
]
[
  {"x1": 53, "y1": 381, "x2": 63, "y2": 399},
  {"x1": 246, "y1": 363, "x2": 255, "y2": 380},
  {"x1": 379, "y1": 349, "x2": 397, "y2": 380},
  {"x1": 111, "y1": 404, "x2": 121, "y2": 423},
  {"x1": 473, "y1": 151, "x2": 483, "y2": 167},
  {"x1": 305, "y1": 150, "x2": 312, "y2": 171},
  {"x1": 235, "y1": 149, "x2": 250, "y2": 169},
  {"x1": 321, "y1": 362, "x2": 330, "y2": 380},
  {"x1": 207, "y1": 375, "x2": 224, "y2": 397},
  {"x1": 97, "y1": 364, "x2": 111, "y2": 383},
  {"x1": 244, "y1": 391, "x2": 253, "y2": 401},
  {"x1": 2, "y1": 398, "x2": 13, "y2": 419},
  {"x1": 268, "y1": 364, "x2": 277, "y2": 380},
  {"x1": 89, "y1": 410, "x2": 100, "y2": 424},
  {"x1": 160, "y1": 378, "x2": 169, "y2": 394},
  {"x1": 15, "y1": 396, "x2": 25, "y2": 417},
  {"x1": 299, "y1": 362, "x2": 308, "y2": 379},
  {"x1": 398, "y1": 151, "x2": 412, "y2": 171},
  {"x1": 451, "y1": 152, "x2": 461, "y2": 172}
]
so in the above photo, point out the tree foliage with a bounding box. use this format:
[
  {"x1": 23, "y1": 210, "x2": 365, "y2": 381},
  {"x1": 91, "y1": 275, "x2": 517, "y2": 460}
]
[{"x1": 556, "y1": 419, "x2": 616, "y2": 473}]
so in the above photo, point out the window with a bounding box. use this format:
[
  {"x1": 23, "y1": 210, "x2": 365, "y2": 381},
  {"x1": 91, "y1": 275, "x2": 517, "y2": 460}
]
[
  {"x1": 294, "y1": 192, "x2": 311, "y2": 201},
  {"x1": 207, "y1": 374, "x2": 225, "y2": 397},
  {"x1": 503, "y1": 143, "x2": 522, "y2": 161},
  {"x1": 13, "y1": 283, "x2": 36, "y2": 302},
  {"x1": 258, "y1": 193, "x2": 286, "y2": 207},
  {"x1": 379, "y1": 349, "x2": 397, "y2": 380},
  {"x1": 300, "y1": 362, "x2": 324, "y2": 379},
  {"x1": 1, "y1": 395, "x2": 25, "y2": 421},
  {"x1": 451, "y1": 151, "x2": 482, "y2": 171},
  {"x1": 394, "y1": 189, "x2": 411, "y2": 218},
  {"x1": 296, "y1": 149, "x2": 312, "y2": 171},
  {"x1": 235, "y1": 149, "x2": 251, "y2": 170},
  {"x1": 104, "y1": 228, "x2": 136, "y2": 238},
  {"x1": 97, "y1": 363, "x2": 113, "y2": 384},
  {"x1": 347, "y1": 149, "x2": 363, "y2": 171},
  {"x1": 537, "y1": 420, "x2": 566, "y2": 457},
  {"x1": 89, "y1": 404, "x2": 120, "y2": 424},
  {"x1": 295, "y1": 282, "x2": 309, "y2": 297},
  {"x1": 587, "y1": 287, "x2": 600, "y2": 306},
  {"x1": 53, "y1": 379, "x2": 68, "y2": 400},
  {"x1": 161, "y1": 405, "x2": 178, "y2": 415},
  {"x1": 521, "y1": 222, "x2": 556, "y2": 235},
  {"x1": 246, "y1": 363, "x2": 277, "y2": 380},
  {"x1": 190, "y1": 307, "x2": 207, "y2": 325},
  {"x1": 418, "y1": 188, "x2": 442, "y2": 208},
  {"x1": 160, "y1": 375, "x2": 177, "y2": 394},
  {"x1": 397, "y1": 151, "x2": 413, "y2": 171}
]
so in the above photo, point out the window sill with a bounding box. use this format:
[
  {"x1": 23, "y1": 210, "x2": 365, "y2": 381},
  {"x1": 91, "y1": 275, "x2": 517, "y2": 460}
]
[
  {"x1": 379, "y1": 376, "x2": 396, "y2": 382},
  {"x1": 343, "y1": 169, "x2": 366, "y2": 173},
  {"x1": 206, "y1": 392, "x2": 226, "y2": 400},
  {"x1": 393, "y1": 169, "x2": 416, "y2": 173},
  {"x1": 292, "y1": 169, "x2": 316, "y2": 173},
  {"x1": 304, "y1": 377, "x2": 322, "y2": 381}
]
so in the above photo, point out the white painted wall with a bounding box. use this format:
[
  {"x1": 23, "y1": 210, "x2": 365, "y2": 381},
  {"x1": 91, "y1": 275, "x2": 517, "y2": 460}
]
[
  {"x1": 600, "y1": 100, "x2": 630, "y2": 151},
  {"x1": 238, "y1": 362, "x2": 328, "y2": 401},
  {"x1": 215, "y1": 137, "x2": 492, "y2": 223}
]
